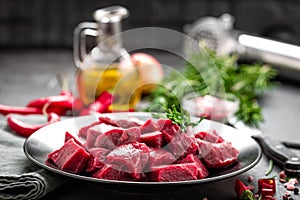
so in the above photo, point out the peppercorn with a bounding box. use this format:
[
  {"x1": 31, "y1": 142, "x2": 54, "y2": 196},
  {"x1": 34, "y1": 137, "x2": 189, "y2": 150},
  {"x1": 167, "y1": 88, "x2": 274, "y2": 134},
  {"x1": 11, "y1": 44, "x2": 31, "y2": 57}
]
[{"x1": 294, "y1": 187, "x2": 299, "y2": 195}]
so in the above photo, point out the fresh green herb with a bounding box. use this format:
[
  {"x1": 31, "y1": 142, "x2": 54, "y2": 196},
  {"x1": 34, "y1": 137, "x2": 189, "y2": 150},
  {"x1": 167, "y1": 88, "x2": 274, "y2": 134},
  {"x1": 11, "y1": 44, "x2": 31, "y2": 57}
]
[
  {"x1": 239, "y1": 190, "x2": 255, "y2": 200},
  {"x1": 235, "y1": 179, "x2": 255, "y2": 200},
  {"x1": 152, "y1": 105, "x2": 204, "y2": 131},
  {"x1": 265, "y1": 160, "x2": 274, "y2": 176},
  {"x1": 147, "y1": 48, "x2": 277, "y2": 127}
]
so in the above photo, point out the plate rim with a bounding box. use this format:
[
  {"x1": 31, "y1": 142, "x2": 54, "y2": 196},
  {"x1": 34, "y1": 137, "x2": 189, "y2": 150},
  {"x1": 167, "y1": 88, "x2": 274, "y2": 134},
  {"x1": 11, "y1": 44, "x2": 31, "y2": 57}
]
[{"x1": 23, "y1": 112, "x2": 262, "y2": 186}]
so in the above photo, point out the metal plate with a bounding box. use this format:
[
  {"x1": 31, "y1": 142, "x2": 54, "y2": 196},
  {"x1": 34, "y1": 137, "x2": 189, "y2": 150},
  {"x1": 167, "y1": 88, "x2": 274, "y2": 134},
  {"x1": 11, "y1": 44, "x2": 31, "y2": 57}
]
[{"x1": 24, "y1": 112, "x2": 261, "y2": 190}]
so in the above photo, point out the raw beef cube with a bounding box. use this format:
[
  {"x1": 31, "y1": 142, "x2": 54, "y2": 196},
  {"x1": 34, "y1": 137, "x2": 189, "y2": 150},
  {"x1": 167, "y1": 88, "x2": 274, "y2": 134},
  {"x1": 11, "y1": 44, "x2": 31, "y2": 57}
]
[
  {"x1": 50, "y1": 138, "x2": 90, "y2": 173},
  {"x1": 92, "y1": 122, "x2": 123, "y2": 133},
  {"x1": 150, "y1": 163, "x2": 198, "y2": 182},
  {"x1": 194, "y1": 130, "x2": 224, "y2": 143},
  {"x1": 88, "y1": 123, "x2": 123, "y2": 149},
  {"x1": 118, "y1": 127, "x2": 141, "y2": 145},
  {"x1": 148, "y1": 149, "x2": 176, "y2": 169},
  {"x1": 78, "y1": 121, "x2": 102, "y2": 139},
  {"x1": 47, "y1": 149, "x2": 60, "y2": 164},
  {"x1": 167, "y1": 133, "x2": 199, "y2": 158},
  {"x1": 94, "y1": 131, "x2": 121, "y2": 150},
  {"x1": 157, "y1": 119, "x2": 181, "y2": 143},
  {"x1": 85, "y1": 147, "x2": 110, "y2": 173},
  {"x1": 114, "y1": 117, "x2": 144, "y2": 128},
  {"x1": 85, "y1": 127, "x2": 104, "y2": 149},
  {"x1": 198, "y1": 140, "x2": 239, "y2": 169},
  {"x1": 140, "y1": 119, "x2": 159, "y2": 134},
  {"x1": 94, "y1": 126, "x2": 141, "y2": 149},
  {"x1": 177, "y1": 154, "x2": 209, "y2": 179},
  {"x1": 65, "y1": 131, "x2": 83, "y2": 146},
  {"x1": 99, "y1": 116, "x2": 144, "y2": 128},
  {"x1": 106, "y1": 142, "x2": 149, "y2": 179},
  {"x1": 139, "y1": 131, "x2": 164, "y2": 148},
  {"x1": 98, "y1": 116, "x2": 119, "y2": 126},
  {"x1": 92, "y1": 164, "x2": 136, "y2": 181}
]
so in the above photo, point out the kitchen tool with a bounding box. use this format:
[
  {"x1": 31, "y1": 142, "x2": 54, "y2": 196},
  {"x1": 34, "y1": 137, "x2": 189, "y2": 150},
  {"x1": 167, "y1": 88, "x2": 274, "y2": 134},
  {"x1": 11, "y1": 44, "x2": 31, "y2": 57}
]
[
  {"x1": 23, "y1": 112, "x2": 261, "y2": 192},
  {"x1": 184, "y1": 13, "x2": 300, "y2": 73},
  {"x1": 282, "y1": 141, "x2": 300, "y2": 150},
  {"x1": 229, "y1": 117, "x2": 300, "y2": 177}
]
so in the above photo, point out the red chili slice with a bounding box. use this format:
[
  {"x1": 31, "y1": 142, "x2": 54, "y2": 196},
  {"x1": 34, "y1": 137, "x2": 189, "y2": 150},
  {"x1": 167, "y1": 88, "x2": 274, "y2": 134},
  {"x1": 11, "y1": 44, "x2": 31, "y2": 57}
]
[
  {"x1": 258, "y1": 178, "x2": 276, "y2": 197},
  {"x1": 0, "y1": 104, "x2": 43, "y2": 115},
  {"x1": 79, "y1": 91, "x2": 113, "y2": 116},
  {"x1": 7, "y1": 113, "x2": 60, "y2": 137},
  {"x1": 26, "y1": 95, "x2": 73, "y2": 109},
  {"x1": 234, "y1": 179, "x2": 255, "y2": 200}
]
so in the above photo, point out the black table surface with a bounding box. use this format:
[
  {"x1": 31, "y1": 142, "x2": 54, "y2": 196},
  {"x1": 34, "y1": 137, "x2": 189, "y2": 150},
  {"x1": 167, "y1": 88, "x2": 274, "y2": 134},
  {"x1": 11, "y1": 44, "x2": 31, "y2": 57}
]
[{"x1": 0, "y1": 49, "x2": 300, "y2": 200}]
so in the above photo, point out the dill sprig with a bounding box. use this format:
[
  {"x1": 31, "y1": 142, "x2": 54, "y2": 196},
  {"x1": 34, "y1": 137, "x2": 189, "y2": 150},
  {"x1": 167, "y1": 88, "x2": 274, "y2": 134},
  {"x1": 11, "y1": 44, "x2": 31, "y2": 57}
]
[
  {"x1": 147, "y1": 48, "x2": 277, "y2": 127},
  {"x1": 152, "y1": 105, "x2": 204, "y2": 131}
]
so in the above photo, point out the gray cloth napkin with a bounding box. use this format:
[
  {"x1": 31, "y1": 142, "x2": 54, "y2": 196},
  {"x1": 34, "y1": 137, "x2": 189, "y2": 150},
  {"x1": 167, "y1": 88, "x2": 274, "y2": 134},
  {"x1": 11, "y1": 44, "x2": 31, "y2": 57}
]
[{"x1": 0, "y1": 116, "x2": 67, "y2": 200}]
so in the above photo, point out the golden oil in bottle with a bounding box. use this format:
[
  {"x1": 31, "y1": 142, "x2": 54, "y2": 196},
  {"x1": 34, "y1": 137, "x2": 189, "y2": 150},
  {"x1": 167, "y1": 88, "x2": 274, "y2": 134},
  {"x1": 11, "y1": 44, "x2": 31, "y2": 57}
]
[{"x1": 76, "y1": 63, "x2": 142, "y2": 110}]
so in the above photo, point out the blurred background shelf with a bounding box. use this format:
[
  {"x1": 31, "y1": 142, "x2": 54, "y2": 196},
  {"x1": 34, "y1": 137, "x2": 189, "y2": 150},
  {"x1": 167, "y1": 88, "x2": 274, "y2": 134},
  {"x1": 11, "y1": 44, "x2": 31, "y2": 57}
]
[{"x1": 1, "y1": 0, "x2": 300, "y2": 49}]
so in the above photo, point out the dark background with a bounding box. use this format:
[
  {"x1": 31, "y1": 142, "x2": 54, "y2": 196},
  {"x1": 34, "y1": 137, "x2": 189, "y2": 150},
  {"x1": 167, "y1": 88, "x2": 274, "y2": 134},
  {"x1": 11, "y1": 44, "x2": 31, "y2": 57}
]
[{"x1": 1, "y1": 0, "x2": 300, "y2": 49}]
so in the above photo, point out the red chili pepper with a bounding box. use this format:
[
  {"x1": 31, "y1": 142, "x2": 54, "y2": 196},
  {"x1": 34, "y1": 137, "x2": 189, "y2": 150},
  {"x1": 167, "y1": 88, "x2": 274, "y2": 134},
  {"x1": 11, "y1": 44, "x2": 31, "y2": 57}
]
[
  {"x1": 7, "y1": 113, "x2": 60, "y2": 137},
  {"x1": 79, "y1": 91, "x2": 113, "y2": 116},
  {"x1": 27, "y1": 95, "x2": 73, "y2": 109},
  {"x1": 234, "y1": 179, "x2": 255, "y2": 200},
  {"x1": 44, "y1": 106, "x2": 68, "y2": 116},
  {"x1": 26, "y1": 94, "x2": 74, "y2": 116},
  {"x1": 258, "y1": 178, "x2": 276, "y2": 197},
  {"x1": 72, "y1": 98, "x2": 85, "y2": 113},
  {"x1": 0, "y1": 104, "x2": 43, "y2": 115}
]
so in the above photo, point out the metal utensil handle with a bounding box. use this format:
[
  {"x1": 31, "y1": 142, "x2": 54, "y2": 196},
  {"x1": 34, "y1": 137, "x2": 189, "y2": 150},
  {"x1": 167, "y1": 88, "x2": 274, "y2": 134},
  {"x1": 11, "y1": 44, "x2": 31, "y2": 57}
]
[
  {"x1": 252, "y1": 134, "x2": 300, "y2": 166},
  {"x1": 282, "y1": 141, "x2": 300, "y2": 149},
  {"x1": 238, "y1": 34, "x2": 300, "y2": 72},
  {"x1": 73, "y1": 22, "x2": 99, "y2": 67}
]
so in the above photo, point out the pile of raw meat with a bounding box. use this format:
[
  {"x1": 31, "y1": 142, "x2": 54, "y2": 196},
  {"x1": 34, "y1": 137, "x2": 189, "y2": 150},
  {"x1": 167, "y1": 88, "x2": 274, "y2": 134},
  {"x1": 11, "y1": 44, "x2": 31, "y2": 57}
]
[{"x1": 47, "y1": 115, "x2": 239, "y2": 182}]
